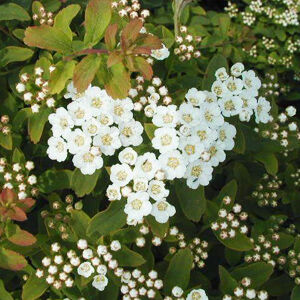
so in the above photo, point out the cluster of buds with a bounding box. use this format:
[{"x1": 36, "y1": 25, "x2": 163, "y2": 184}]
[
  {"x1": 255, "y1": 106, "x2": 299, "y2": 149},
  {"x1": 223, "y1": 277, "x2": 268, "y2": 300},
  {"x1": 174, "y1": 26, "x2": 201, "y2": 62},
  {"x1": 211, "y1": 196, "x2": 249, "y2": 240},
  {"x1": 290, "y1": 168, "x2": 300, "y2": 188},
  {"x1": 120, "y1": 269, "x2": 163, "y2": 299},
  {"x1": 251, "y1": 174, "x2": 282, "y2": 207},
  {"x1": 0, "y1": 115, "x2": 10, "y2": 136},
  {"x1": 225, "y1": 1, "x2": 239, "y2": 18},
  {"x1": 261, "y1": 73, "x2": 289, "y2": 97},
  {"x1": 32, "y1": 4, "x2": 54, "y2": 26},
  {"x1": 286, "y1": 249, "x2": 300, "y2": 285},
  {"x1": 41, "y1": 195, "x2": 82, "y2": 241},
  {"x1": 129, "y1": 75, "x2": 173, "y2": 113},
  {"x1": 168, "y1": 226, "x2": 209, "y2": 269},
  {"x1": 245, "y1": 233, "x2": 282, "y2": 267},
  {"x1": 36, "y1": 242, "x2": 75, "y2": 289},
  {"x1": 111, "y1": 0, "x2": 150, "y2": 22},
  {"x1": 0, "y1": 158, "x2": 38, "y2": 200},
  {"x1": 134, "y1": 225, "x2": 165, "y2": 248},
  {"x1": 16, "y1": 66, "x2": 56, "y2": 113}
]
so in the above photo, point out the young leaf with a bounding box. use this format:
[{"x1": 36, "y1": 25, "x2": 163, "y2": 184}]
[
  {"x1": 0, "y1": 247, "x2": 27, "y2": 271},
  {"x1": 164, "y1": 248, "x2": 193, "y2": 294},
  {"x1": 121, "y1": 19, "x2": 143, "y2": 50},
  {"x1": 87, "y1": 200, "x2": 127, "y2": 237},
  {"x1": 73, "y1": 54, "x2": 101, "y2": 93},
  {"x1": 6, "y1": 224, "x2": 36, "y2": 247},
  {"x1": 0, "y1": 46, "x2": 33, "y2": 67},
  {"x1": 105, "y1": 24, "x2": 118, "y2": 50},
  {"x1": 24, "y1": 25, "x2": 73, "y2": 53},
  {"x1": 84, "y1": 0, "x2": 112, "y2": 47},
  {"x1": 49, "y1": 60, "x2": 76, "y2": 94},
  {"x1": 175, "y1": 180, "x2": 206, "y2": 222},
  {"x1": 0, "y1": 3, "x2": 30, "y2": 21},
  {"x1": 54, "y1": 4, "x2": 81, "y2": 39},
  {"x1": 133, "y1": 57, "x2": 153, "y2": 80},
  {"x1": 28, "y1": 108, "x2": 51, "y2": 144}
]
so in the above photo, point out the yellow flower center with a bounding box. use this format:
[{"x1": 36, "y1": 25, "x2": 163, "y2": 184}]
[
  {"x1": 131, "y1": 199, "x2": 143, "y2": 210},
  {"x1": 161, "y1": 135, "x2": 172, "y2": 146},
  {"x1": 184, "y1": 144, "x2": 195, "y2": 155},
  {"x1": 167, "y1": 157, "x2": 180, "y2": 169},
  {"x1": 101, "y1": 134, "x2": 112, "y2": 146},
  {"x1": 75, "y1": 135, "x2": 84, "y2": 146},
  {"x1": 191, "y1": 165, "x2": 202, "y2": 177},
  {"x1": 157, "y1": 201, "x2": 168, "y2": 211}
]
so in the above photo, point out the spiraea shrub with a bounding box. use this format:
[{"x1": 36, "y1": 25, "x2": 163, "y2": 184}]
[{"x1": 0, "y1": 0, "x2": 299, "y2": 299}]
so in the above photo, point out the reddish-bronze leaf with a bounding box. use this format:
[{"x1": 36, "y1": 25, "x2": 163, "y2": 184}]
[
  {"x1": 8, "y1": 229, "x2": 36, "y2": 247},
  {"x1": 105, "y1": 24, "x2": 118, "y2": 50},
  {"x1": 121, "y1": 19, "x2": 143, "y2": 50},
  {"x1": 134, "y1": 57, "x2": 153, "y2": 80},
  {"x1": 10, "y1": 207, "x2": 27, "y2": 222},
  {"x1": 107, "y1": 51, "x2": 123, "y2": 68},
  {"x1": 73, "y1": 54, "x2": 101, "y2": 93},
  {"x1": 136, "y1": 34, "x2": 162, "y2": 51},
  {"x1": 20, "y1": 197, "x2": 35, "y2": 210},
  {"x1": 0, "y1": 247, "x2": 27, "y2": 271}
]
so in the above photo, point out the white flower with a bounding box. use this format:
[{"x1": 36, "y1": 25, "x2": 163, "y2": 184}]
[
  {"x1": 31, "y1": 104, "x2": 40, "y2": 113},
  {"x1": 67, "y1": 100, "x2": 92, "y2": 126},
  {"x1": 133, "y1": 177, "x2": 148, "y2": 192},
  {"x1": 254, "y1": 97, "x2": 272, "y2": 124},
  {"x1": 97, "y1": 111, "x2": 114, "y2": 127},
  {"x1": 48, "y1": 107, "x2": 74, "y2": 138},
  {"x1": 119, "y1": 120, "x2": 143, "y2": 147},
  {"x1": 64, "y1": 82, "x2": 87, "y2": 101},
  {"x1": 110, "y1": 98, "x2": 133, "y2": 124},
  {"x1": 172, "y1": 286, "x2": 184, "y2": 297},
  {"x1": 185, "y1": 88, "x2": 206, "y2": 106},
  {"x1": 97, "y1": 264, "x2": 107, "y2": 275},
  {"x1": 151, "y1": 200, "x2": 176, "y2": 223},
  {"x1": 211, "y1": 80, "x2": 228, "y2": 97},
  {"x1": 179, "y1": 136, "x2": 204, "y2": 163},
  {"x1": 152, "y1": 127, "x2": 179, "y2": 154},
  {"x1": 47, "y1": 137, "x2": 68, "y2": 162},
  {"x1": 231, "y1": 62, "x2": 245, "y2": 77},
  {"x1": 201, "y1": 102, "x2": 224, "y2": 128},
  {"x1": 92, "y1": 274, "x2": 108, "y2": 291},
  {"x1": 286, "y1": 105, "x2": 296, "y2": 117},
  {"x1": 204, "y1": 91, "x2": 217, "y2": 103},
  {"x1": 124, "y1": 192, "x2": 152, "y2": 222},
  {"x1": 67, "y1": 129, "x2": 91, "y2": 154},
  {"x1": 16, "y1": 83, "x2": 25, "y2": 93},
  {"x1": 118, "y1": 147, "x2": 138, "y2": 165},
  {"x1": 82, "y1": 118, "x2": 102, "y2": 137},
  {"x1": 85, "y1": 86, "x2": 111, "y2": 116},
  {"x1": 215, "y1": 67, "x2": 229, "y2": 81},
  {"x1": 178, "y1": 102, "x2": 201, "y2": 127},
  {"x1": 133, "y1": 152, "x2": 160, "y2": 180},
  {"x1": 242, "y1": 70, "x2": 261, "y2": 94},
  {"x1": 158, "y1": 150, "x2": 186, "y2": 180},
  {"x1": 192, "y1": 124, "x2": 218, "y2": 148},
  {"x1": 224, "y1": 76, "x2": 244, "y2": 95},
  {"x1": 186, "y1": 288, "x2": 209, "y2": 300},
  {"x1": 218, "y1": 95, "x2": 243, "y2": 117},
  {"x1": 151, "y1": 44, "x2": 170, "y2": 60},
  {"x1": 72, "y1": 150, "x2": 103, "y2": 175},
  {"x1": 217, "y1": 122, "x2": 236, "y2": 150},
  {"x1": 238, "y1": 90, "x2": 257, "y2": 122},
  {"x1": 152, "y1": 105, "x2": 178, "y2": 128},
  {"x1": 110, "y1": 163, "x2": 133, "y2": 187},
  {"x1": 148, "y1": 180, "x2": 169, "y2": 201},
  {"x1": 145, "y1": 103, "x2": 157, "y2": 118},
  {"x1": 77, "y1": 262, "x2": 95, "y2": 278},
  {"x1": 106, "y1": 184, "x2": 122, "y2": 201},
  {"x1": 185, "y1": 160, "x2": 213, "y2": 189},
  {"x1": 207, "y1": 141, "x2": 226, "y2": 167},
  {"x1": 93, "y1": 126, "x2": 121, "y2": 156},
  {"x1": 246, "y1": 289, "x2": 256, "y2": 299}
]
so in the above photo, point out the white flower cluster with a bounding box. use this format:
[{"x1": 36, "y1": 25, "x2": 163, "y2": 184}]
[
  {"x1": 151, "y1": 43, "x2": 170, "y2": 61},
  {"x1": 47, "y1": 82, "x2": 143, "y2": 175},
  {"x1": 111, "y1": 0, "x2": 150, "y2": 21},
  {"x1": 164, "y1": 287, "x2": 208, "y2": 300},
  {"x1": 107, "y1": 147, "x2": 176, "y2": 224},
  {"x1": 0, "y1": 158, "x2": 38, "y2": 200}
]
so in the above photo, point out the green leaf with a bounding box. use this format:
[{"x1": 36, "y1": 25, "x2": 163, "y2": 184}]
[
  {"x1": 71, "y1": 168, "x2": 102, "y2": 197},
  {"x1": 218, "y1": 179, "x2": 238, "y2": 209},
  {"x1": 113, "y1": 246, "x2": 146, "y2": 267},
  {"x1": 233, "y1": 124, "x2": 245, "y2": 154},
  {"x1": 0, "y1": 280, "x2": 13, "y2": 300},
  {"x1": 70, "y1": 210, "x2": 91, "y2": 239},
  {"x1": 0, "y1": 132, "x2": 12, "y2": 150},
  {"x1": 54, "y1": 4, "x2": 80, "y2": 40},
  {"x1": 231, "y1": 262, "x2": 273, "y2": 288},
  {"x1": 164, "y1": 248, "x2": 193, "y2": 294},
  {"x1": 0, "y1": 47, "x2": 33, "y2": 67},
  {"x1": 12, "y1": 148, "x2": 25, "y2": 164},
  {"x1": 39, "y1": 169, "x2": 73, "y2": 193},
  {"x1": 24, "y1": 25, "x2": 73, "y2": 54},
  {"x1": 87, "y1": 200, "x2": 127, "y2": 237},
  {"x1": 0, "y1": 247, "x2": 27, "y2": 271},
  {"x1": 133, "y1": 57, "x2": 153, "y2": 80},
  {"x1": 144, "y1": 123, "x2": 157, "y2": 140},
  {"x1": 49, "y1": 60, "x2": 76, "y2": 94},
  {"x1": 216, "y1": 232, "x2": 253, "y2": 251},
  {"x1": 175, "y1": 181, "x2": 206, "y2": 222},
  {"x1": 291, "y1": 286, "x2": 300, "y2": 300},
  {"x1": 28, "y1": 108, "x2": 51, "y2": 144},
  {"x1": 145, "y1": 216, "x2": 169, "y2": 238},
  {"x1": 219, "y1": 265, "x2": 237, "y2": 294},
  {"x1": 22, "y1": 274, "x2": 49, "y2": 300},
  {"x1": 202, "y1": 53, "x2": 227, "y2": 90},
  {"x1": 73, "y1": 54, "x2": 101, "y2": 93},
  {"x1": 0, "y1": 3, "x2": 30, "y2": 21},
  {"x1": 84, "y1": 0, "x2": 112, "y2": 47},
  {"x1": 254, "y1": 152, "x2": 278, "y2": 176}
]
